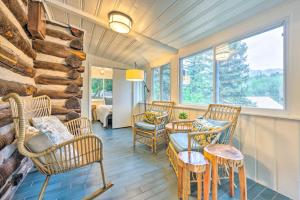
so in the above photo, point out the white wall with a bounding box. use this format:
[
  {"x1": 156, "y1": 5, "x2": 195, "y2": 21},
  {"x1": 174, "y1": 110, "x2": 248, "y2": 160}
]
[{"x1": 148, "y1": 1, "x2": 300, "y2": 199}]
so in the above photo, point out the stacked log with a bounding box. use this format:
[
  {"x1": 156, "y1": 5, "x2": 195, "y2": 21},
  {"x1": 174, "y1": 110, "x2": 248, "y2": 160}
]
[
  {"x1": 33, "y1": 22, "x2": 85, "y2": 122},
  {"x1": 0, "y1": 1, "x2": 86, "y2": 197},
  {"x1": 0, "y1": 1, "x2": 35, "y2": 197}
]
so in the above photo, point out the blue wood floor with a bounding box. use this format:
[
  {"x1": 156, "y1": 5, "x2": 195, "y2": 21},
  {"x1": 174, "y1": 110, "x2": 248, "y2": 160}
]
[{"x1": 13, "y1": 122, "x2": 291, "y2": 200}]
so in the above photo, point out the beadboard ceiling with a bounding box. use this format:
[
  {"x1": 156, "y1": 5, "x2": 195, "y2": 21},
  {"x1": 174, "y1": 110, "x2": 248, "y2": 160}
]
[{"x1": 44, "y1": 0, "x2": 283, "y2": 67}]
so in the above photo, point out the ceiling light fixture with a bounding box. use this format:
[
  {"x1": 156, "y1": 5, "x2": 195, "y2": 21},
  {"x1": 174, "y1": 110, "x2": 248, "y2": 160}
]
[
  {"x1": 215, "y1": 43, "x2": 233, "y2": 61},
  {"x1": 108, "y1": 11, "x2": 132, "y2": 34}
]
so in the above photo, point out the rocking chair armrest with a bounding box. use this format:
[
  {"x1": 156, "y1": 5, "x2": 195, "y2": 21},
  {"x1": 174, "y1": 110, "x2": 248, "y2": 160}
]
[
  {"x1": 64, "y1": 117, "x2": 93, "y2": 136},
  {"x1": 34, "y1": 134, "x2": 104, "y2": 163},
  {"x1": 56, "y1": 134, "x2": 103, "y2": 152}
]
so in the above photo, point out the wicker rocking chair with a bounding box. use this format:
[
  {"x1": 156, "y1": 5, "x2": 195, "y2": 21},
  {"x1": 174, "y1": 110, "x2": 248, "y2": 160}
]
[
  {"x1": 2, "y1": 93, "x2": 113, "y2": 200},
  {"x1": 167, "y1": 104, "x2": 241, "y2": 176},
  {"x1": 132, "y1": 101, "x2": 175, "y2": 153}
]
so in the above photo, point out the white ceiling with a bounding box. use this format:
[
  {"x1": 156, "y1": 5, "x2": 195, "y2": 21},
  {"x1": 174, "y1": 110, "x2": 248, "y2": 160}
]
[{"x1": 45, "y1": 0, "x2": 283, "y2": 67}]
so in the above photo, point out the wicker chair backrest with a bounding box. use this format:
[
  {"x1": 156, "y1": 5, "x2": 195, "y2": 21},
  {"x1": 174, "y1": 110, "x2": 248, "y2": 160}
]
[
  {"x1": 203, "y1": 104, "x2": 241, "y2": 144},
  {"x1": 9, "y1": 95, "x2": 51, "y2": 138},
  {"x1": 150, "y1": 101, "x2": 175, "y2": 120}
]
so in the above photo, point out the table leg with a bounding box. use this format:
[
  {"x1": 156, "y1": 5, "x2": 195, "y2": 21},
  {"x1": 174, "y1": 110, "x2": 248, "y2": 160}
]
[
  {"x1": 203, "y1": 163, "x2": 211, "y2": 200},
  {"x1": 197, "y1": 173, "x2": 202, "y2": 200},
  {"x1": 212, "y1": 157, "x2": 218, "y2": 200},
  {"x1": 229, "y1": 166, "x2": 234, "y2": 197},
  {"x1": 238, "y1": 165, "x2": 247, "y2": 200},
  {"x1": 182, "y1": 167, "x2": 189, "y2": 200},
  {"x1": 178, "y1": 164, "x2": 183, "y2": 199}
]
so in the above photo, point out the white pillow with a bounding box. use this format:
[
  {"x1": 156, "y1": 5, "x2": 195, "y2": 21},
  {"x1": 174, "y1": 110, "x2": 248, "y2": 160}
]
[
  {"x1": 31, "y1": 116, "x2": 74, "y2": 144},
  {"x1": 31, "y1": 116, "x2": 79, "y2": 169}
]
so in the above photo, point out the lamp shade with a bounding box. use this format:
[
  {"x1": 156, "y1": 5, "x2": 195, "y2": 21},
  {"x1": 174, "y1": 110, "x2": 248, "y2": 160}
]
[
  {"x1": 108, "y1": 11, "x2": 132, "y2": 34},
  {"x1": 126, "y1": 69, "x2": 144, "y2": 81}
]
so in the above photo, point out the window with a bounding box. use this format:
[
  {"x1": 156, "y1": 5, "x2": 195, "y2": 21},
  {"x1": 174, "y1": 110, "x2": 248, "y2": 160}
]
[
  {"x1": 180, "y1": 24, "x2": 285, "y2": 109},
  {"x1": 91, "y1": 78, "x2": 113, "y2": 99},
  {"x1": 152, "y1": 64, "x2": 171, "y2": 100},
  {"x1": 161, "y1": 65, "x2": 171, "y2": 100},
  {"x1": 180, "y1": 49, "x2": 214, "y2": 105},
  {"x1": 134, "y1": 72, "x2": 147, "y2": 103}
]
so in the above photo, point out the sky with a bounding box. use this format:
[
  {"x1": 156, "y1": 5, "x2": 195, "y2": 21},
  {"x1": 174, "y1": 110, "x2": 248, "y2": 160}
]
[{"x1": 242, "y1": 26, "x2": 284, "y2": 70}]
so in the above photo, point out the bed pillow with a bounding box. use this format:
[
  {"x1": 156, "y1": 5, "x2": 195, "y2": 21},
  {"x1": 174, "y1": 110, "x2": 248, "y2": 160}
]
[
  {"x1": 31, "y1": 116, "x2": 74, "y2": 144},
  {"x1": 104, "y1": 97, "x2": 112, "y2": 105}
]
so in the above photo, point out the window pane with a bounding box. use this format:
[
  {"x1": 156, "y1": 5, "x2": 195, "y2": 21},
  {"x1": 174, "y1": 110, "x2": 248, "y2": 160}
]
[
  {"x1": 161, "y1": 64, "x2": 170, "y2": 100},
  {"x1": 91, "y1": 78, "x2": 103, "y2": 99},
  {"x1": 152, "y1": 68, "x2": 160, "y2": 100},
  {"x1": 104, "y1": 79, "x2": 113, "y2": 98},
  {"x1": 180, "y1": 49, "x2": 214, "y2": 105},
  {"x1": 216, "y1": 26, "x2": 284, "y2": 109}
]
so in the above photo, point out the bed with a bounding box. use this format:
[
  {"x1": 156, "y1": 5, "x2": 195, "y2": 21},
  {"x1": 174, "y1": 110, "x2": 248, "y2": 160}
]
[{"x1": 95, "y1": 97, "x2": 113, "y2": 128}]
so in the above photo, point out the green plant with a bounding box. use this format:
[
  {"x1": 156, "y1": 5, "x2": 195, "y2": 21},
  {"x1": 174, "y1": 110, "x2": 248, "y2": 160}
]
[{"x1": 178, "y1": 112, "x2": 188, "y2": 120}]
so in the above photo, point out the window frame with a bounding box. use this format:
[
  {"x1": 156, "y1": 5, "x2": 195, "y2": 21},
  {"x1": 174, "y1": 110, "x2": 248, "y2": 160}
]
[
  {"x1": 178, "y1": 20, "x2": 287, "y2": 111},
  {"x1": 152, "y1": 63, "x2": 171, "y2": 101}
]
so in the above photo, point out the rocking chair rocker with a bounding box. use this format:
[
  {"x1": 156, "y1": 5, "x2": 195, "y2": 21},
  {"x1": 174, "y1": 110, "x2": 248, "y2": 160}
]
[{"x1": 3, "y1": 93, "x2": 113, "y2": 200}]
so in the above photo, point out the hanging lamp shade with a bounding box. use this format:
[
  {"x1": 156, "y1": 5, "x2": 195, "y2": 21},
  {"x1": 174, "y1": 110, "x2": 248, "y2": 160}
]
[
  {"x1": 126, "y1": 69, "x2": 144, "y2": 81},
  {"x1": 108, "y1": 11, "x2": 132, "y2": 34}
]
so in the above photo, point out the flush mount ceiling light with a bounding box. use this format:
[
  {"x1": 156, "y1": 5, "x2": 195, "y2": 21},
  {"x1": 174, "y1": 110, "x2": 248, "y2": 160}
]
[{"x1": 108, "y1": 11, "x2": 132, "y2": 34}]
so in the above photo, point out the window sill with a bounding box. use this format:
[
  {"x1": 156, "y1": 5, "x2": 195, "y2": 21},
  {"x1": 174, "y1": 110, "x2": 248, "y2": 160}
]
[
  {"x1": 141, "y1": 102, "x2": 300, "y2": 121},
  {"x1": 179, "y1": 104, "x2": 300, "y2": 121}
]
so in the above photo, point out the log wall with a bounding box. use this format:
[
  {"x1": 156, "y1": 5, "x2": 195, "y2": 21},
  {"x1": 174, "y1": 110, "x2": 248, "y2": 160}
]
[
  {"x1": 33, "y1": 23, "x2": 85, "y2": 122},
  {"x1": 0, "y1": 0, "x2": 86, "y2": 198}
]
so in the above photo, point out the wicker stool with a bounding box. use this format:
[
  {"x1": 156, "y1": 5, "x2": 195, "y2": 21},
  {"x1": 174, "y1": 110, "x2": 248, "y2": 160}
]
[
  {"x1": 204, "y1": 144, "x2": 247, "y2": 200},
  {"x1": 177, "y1": 151, "x2": 210, "y2": 200}
]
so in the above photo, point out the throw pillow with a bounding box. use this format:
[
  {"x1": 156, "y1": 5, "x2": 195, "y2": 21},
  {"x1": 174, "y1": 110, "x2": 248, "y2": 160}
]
[
  {"x1": 192, "y1": 118, "x2": 230, "y2": 146},
  {"x1": 31, "y1": 116, "x2": 74, "y2": 144},
  {"x1": 144, "y1": 110, "x2": 167, "y2": 124}
]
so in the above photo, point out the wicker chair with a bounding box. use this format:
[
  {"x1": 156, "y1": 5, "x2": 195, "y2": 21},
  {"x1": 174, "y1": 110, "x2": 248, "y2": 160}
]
[
  {"x1": 167, "y1": 104, "x2": 241, "y2": 175},
  {"x1": 132, "y1": 101, "x2": 175, "y2": 153},
  {"x1": 2, "y1": 93, "x2": 112, "y2": 200}
]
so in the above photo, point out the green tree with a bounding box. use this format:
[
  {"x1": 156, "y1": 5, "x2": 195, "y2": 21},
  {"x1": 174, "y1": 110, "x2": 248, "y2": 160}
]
[
  {"x1": 181, "y1": 49, "x2": 213, "y2": 104},
  {"x1": 92, "y1": 78, "x2": 103, "y2": 99},
  {"x1": 217, "y1": 42, "x2": 252, "y2": 106}
]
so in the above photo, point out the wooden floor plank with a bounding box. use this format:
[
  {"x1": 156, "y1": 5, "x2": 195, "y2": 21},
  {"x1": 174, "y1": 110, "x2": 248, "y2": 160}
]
[{"x1": 13, "y1": 122, "x2": 290, "y2": 200}]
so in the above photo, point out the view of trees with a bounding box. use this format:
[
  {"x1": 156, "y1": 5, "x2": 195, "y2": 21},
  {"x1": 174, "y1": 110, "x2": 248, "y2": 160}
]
[
  {"x1": 180, "y1": 49, "x2": 213, "y2": 105},
  {"x1": 180, "y1": 29, "x2": 284, "y2": 109},
  {"x1": 217, "y1": 41, "x2": 253, "y2": 106},
  {"x1": 152, "y1": 64, "x2": 171, "y2": 101},
  {"x1": 91, "y1": 78, "x2": 113, "y2": 99},
  {"x1": 152, "y1": 68, "x2": 160, "y2": 100}
]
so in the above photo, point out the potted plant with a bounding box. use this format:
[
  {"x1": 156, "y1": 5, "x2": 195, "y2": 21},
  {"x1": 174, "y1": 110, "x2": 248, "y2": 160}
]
[{"x1": 178, "y1": 112, "x2": 188, "y2": 120}]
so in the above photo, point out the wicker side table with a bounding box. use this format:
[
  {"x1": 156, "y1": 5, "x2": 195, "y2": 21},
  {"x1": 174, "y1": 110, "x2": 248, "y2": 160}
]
[{"x1": 177, "y1": 151, "x2": 210, "y2": 200}]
